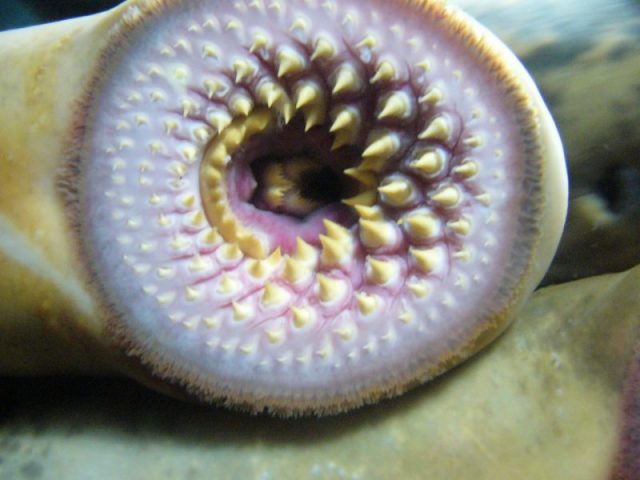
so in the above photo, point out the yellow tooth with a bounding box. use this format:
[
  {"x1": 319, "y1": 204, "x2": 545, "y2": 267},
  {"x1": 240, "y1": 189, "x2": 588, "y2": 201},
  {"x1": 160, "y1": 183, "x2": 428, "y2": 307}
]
[
  {"x1": 265, "y1": 186, "x2": 285, "y2": 206},
  {"x1": 266, "y1": 328, "x2": 284, "y2": 344},
  {"x1": 291, "y1": 306, "x2": 311, "y2": 328},
  {"x1": 419, "y1": 87, "x2": 443, "y2": 105},
  {"x1": 283, "y1": 256, "x2": 310, "y2": 283},
  {"x1": 342, "y1": 189, "x2": 377, "y2": 208},
  {"x1": 359, "y1": 219, "x2": 396, "y2": 248},
  {"x1": 329, "y1": 107, "x2": 359, "y2": 134},
  {"x1": 247, "y1": 259, "x2": 267, "y2": 278},
  {"x1": 163, "y1": 119, "x2": 178, "y2": 134},
  {"x1": 356, "y1": 35, "x2": 377, "y2": 49},
  {"x1": 356, "y1": 293, "x2": 378, "y2": 315},
  {"x1": 304, "y1": 105, "x2": 325, "y2": 131},
  {"x1": 418, "y1": 116, "x2": 450, "y2": 141},
  {"x1": 219, "y1": 242, "x2": 243, "y2": 261},
  {"x1": 193, "y1": 126, "x2": 213, "y2": 143},
  {"x1": 201, "y1": 228, "x2": 222, "y2": 246},
  {"x1": 343, "y1": 167, "x2": 377, "y2": 188},
  {"x1": 449, "y1": 217, "x2": 471, "y2": 235},
  {"x1": 262, "y1": 282, "x2": 288, "y2": 306},
  {"x1": 156, "y1": 291, "x2": 176, "y2": 306},
  {"x1": 310, "y1": 36, "x2": 336, "y2": 61},
  {"x1": 187, "y1": 211, "x2": 206, "y2": 227},
  {"x1": 268, "y1": 0, "x2": 283, "y2": 12},
  {"x1": 378, "y1": 92, "x2": 410, "y2": 120},
  {"x1": 367, "y1": 257, "x2": 396, "y2": 285},
  {"x1": 362, "y1": 133, "x2": 399, "y2": 161},
  {"x1": 408, "y1": 281, "x2": 429, "y2": 298},
  {"x1": 257, "y1": 81, "x2": 282, "y2": 107},
  {"x1": 217, "y1": 274, "x2": 239, "y2": 294},
  {"x1": 207, "y1": 144, "x2": 227, "y2": 168},
  {"x1": 453, "y1": 248, "x2": 472, "y2": 261},
  {"x1": 411, "y1": 151, "x2": 443, "y2": 176},
  {"x1": 239, "y1": 343, "x2": 256, "y2": 355},
  {"x1": 238, "y1": 232, "x2": 267, "y2": 258},
  {"x1": 453, "y1": 160, "x2": 478, "y2": 178},
  {"x1": 203, "y1": 316, "x2": 221, "y2": 329},
  {"x1": 294, "y1": 83, "x2": 319, "y2": 109},
  {"x1": 203, "y1": 78, "x2": 224, "y2": 98},
  {"x1": 289, "y1": 16, "x2": 308, "y2": 32},
  {"x1": 232, "y1": 301, "x2": 252, "y2": 321},
  {"x1": 319, "y1": 235, "x2": 349, "y2": 266},
  {"x1": 411, "y1": 247, "x2": 440, "y2": 273},
  {"x1": 432, "y1": 185, "x2": 460, "y2": 207},
  {"x1": 333, "y1": 327, "x2": 354, "y2": 341},
  {"x1": 294, "y1": 236, "x2": 317, "y2": 266},
  {"x1": 185, "y1": 286, "x2": 202, "y2": 302},
  {"x1": 180, "y1": 193, "x2": 196, "y2": 208},
  {"x1": 230, "y1": 95, "x2": 253, "y2": 116},
  {"x1": 202, "y1": 43, "x2": 220, "y2": 59},
  {"x1": 317, "y1": 274, "x2": 344, "y2": 302},
  {"x1": 399, "y1": 310, "x2": 413, "y2": 325},
  {"x1": 225, "y1": 19, "x2": 242, "y2": 31},
  {"x1": 415, "y1": 59, "x2": 431, "y2": 71},
  {"x1": 169, "y1": 234, "x2": 189, "y2": 250},
  {"x1": 207, "y1": 111, "x2": 232, "y2": 132},
  {"x1": 406, "y1": 214, "x2": 438, "y2": 239},
  {"x1": 370, "y1": 60, "x2": 395, "y2": 83},
  {"x1": 181, "y1": 99, "x2": 196, "y2": 117},
  {"x1": 249, "y1": 33, "x2": 270, "y2": 53},
  {"x1": 354, "y1": 204, "x2": 384, "y2": 221},
  {"x1": 323, "y1": 218, "x2": 351, "y2": 242},
  {"x1": 188, "y1": 255, "x2": 208, "y2": 272},
  {"x1": 244, "y1": 110, "x2": 273, "y2": 135},
  {"x1": 156, "y1": 213, "x2": 171, "y2": 227},
  {"x1": 265, "y1": 247, "x2": 282, "y2": 266},
  {"x1": 378, "y1": 178, "x2": 412, "y2": 206},
  {"x1": 277, "y1": 48, "x2": 306, "y2": 77},
  {"x1": 464, "y1": 135, "x2": 483, "y2": 148},
  {"x1": 233, "y1": 59, "x2": 256, "y2": 83},
  {"x1": 332, "y1": 64, "x2": 361, "y2": 94},
  {"x1": 217, "y1": 214, "x2": 238, "y2": 240}
]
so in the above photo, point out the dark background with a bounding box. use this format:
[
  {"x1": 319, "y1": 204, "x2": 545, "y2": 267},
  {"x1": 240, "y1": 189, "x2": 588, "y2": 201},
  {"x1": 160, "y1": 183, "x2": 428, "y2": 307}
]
[{"x1": 0, "y1": 0, "x2": 120, "y2": 30}]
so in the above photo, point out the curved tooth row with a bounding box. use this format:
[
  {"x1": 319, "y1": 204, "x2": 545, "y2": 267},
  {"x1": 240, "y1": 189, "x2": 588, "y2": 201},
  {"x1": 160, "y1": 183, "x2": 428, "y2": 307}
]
[{"x1": 200, "y1": 110, "x2": 274, "y2": 259}]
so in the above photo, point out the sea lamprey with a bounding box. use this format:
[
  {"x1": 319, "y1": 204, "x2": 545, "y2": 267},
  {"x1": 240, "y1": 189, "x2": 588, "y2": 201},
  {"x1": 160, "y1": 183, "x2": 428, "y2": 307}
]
[{"x1": 0, "y1": 0, "x2": 567, "y2": 416}]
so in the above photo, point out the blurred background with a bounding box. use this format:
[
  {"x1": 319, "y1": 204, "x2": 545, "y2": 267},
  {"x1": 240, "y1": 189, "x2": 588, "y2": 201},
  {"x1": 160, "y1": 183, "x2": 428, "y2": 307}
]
[{"x1": 0, "y1": 0, "x2": 120, "y2": 30}]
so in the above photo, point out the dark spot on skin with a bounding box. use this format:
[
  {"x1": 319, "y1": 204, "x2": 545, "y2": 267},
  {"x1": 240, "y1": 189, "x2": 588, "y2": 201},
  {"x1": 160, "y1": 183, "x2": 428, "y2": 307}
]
[{"x1": 20, "y1": 460, "x2": 44, "y2": 479}]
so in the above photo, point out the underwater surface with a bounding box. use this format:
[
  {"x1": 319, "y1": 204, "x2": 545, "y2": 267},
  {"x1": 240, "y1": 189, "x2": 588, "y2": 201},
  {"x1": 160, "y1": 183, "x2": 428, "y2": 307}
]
[{"x1": 1, "y1": 0, "x2": 639, "y2": 478}]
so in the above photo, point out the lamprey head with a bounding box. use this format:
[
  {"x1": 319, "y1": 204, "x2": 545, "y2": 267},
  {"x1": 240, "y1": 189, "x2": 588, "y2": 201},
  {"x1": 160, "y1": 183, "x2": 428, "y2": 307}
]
[{"x1": 63, "y1": 0, "x2": 567, "y2": 415}]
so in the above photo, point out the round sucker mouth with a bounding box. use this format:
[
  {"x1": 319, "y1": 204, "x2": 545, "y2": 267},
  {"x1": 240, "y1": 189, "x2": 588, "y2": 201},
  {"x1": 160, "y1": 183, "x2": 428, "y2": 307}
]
[{"x1": 69, "y1": 0, "x2": 559, "y2": 415}]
